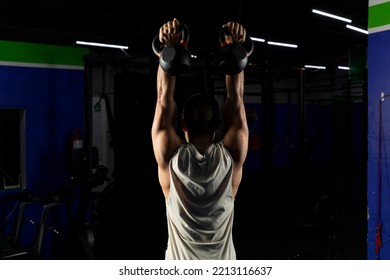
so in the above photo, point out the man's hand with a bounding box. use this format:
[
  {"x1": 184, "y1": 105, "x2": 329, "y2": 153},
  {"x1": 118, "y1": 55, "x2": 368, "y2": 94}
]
[
  {"x1": 222, "y1": 22, "x2": 246, "y2": 44},
  {"x1": 159, "y1": 18, "x2": 182, "y2": 46}
]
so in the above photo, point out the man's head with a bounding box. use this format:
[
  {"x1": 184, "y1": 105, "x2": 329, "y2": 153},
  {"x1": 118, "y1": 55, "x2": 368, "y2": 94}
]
[{"x1": 181, "y1": 93, "x2": 220, "y2": 137}]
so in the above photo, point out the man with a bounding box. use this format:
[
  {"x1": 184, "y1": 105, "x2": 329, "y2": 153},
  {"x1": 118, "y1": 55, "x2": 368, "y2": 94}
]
[{"x1": 151, "y1": 18, "x2": 249, "y2": 260}]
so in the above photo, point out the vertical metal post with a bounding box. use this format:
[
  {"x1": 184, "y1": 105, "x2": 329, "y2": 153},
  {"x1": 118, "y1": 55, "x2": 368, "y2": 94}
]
[
  {"x1": 261, "y1": 69, "x2": 274, "y2": 174},
  {"x1": 297, "y1": 68, "x2": 306, "y2": 157}
]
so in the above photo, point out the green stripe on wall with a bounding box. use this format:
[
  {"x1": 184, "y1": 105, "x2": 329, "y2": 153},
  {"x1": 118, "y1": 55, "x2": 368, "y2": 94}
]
[
  {"x1": 369, "y1": 2, "x2": 390, "y2": 28},
  {"x1": 0, "y1": 40, "x2": 89, "y2": 66}
]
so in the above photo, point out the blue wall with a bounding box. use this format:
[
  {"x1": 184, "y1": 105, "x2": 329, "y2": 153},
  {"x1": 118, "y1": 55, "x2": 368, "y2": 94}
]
[
  {"x1": 244, "y1": 101, "x2": 364, "y2": 172},
  {"x1": 0, "y1": 65, "x2": 85, "y2": 194},
  {"x1": 367, "y1": 30, "x2": 390, "y2": 260},
  {"x1": 0, "y1": 41, "x2": 88, "y2": 258}
]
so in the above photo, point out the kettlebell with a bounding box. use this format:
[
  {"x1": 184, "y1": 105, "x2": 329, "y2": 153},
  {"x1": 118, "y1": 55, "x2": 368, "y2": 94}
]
[
  {"x1": 152, "y1": 24, "x2": 191, "y2": 76},
  {"x1": 218, "y1": 27, "x2": 254, "y2": 75}
]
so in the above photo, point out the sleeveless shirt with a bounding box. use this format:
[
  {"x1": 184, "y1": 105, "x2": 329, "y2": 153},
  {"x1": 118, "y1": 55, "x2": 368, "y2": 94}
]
[{"x1": 165, "y1": 142, "x2": 236, "y2": 260}]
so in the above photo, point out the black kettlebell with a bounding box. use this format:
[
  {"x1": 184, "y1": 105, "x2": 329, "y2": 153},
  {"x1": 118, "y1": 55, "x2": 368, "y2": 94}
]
[
  {"x1": 152, "y1": 24, "x2": 191, "y2": 76},
  {"x1": 218, "y1": 27, "x2": 254, "y2": 75}
]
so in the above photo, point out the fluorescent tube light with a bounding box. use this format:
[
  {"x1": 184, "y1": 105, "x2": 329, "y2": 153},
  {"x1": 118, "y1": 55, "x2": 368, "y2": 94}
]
[
  {"x1": 338, "y1": 66, "x2": 350, "y2": 70},
  {"x1": 250, "y1": 36, "x2": 265, "y2": 43},
  {"x1": 312, "y1": 9, "x2": 352, "y2": 23},
  {"x1": 76, "y1": 40, "x2": 129, "y2": 49},
  {"x1": 267, "y1": 41, "x2": 298, "y2": 48},
  {"x1": 346, "y1": 25, "x2": 368, "y2": 34},
  {"x1": 304, "y1": 64, "x2": 326, "y2": 70}
]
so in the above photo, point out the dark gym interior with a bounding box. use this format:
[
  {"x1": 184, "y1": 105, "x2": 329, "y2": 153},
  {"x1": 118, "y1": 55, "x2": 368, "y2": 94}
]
[{"x1": 0, "y1": 0, "x2": 368, "y2": 260}]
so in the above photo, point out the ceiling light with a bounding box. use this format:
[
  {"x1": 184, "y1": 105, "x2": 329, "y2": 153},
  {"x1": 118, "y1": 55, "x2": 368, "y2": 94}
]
[
  {"x1": 346, "y1": 25, "x2": 368, "y2": 34},
  {"x1": 250, "y1": 37, "x2": 265, "y2": 43},
  {"x1": 304, "y1": 64, "x2": 326, "y2": 70},
  {"x1": 267, "y1": 41, "x2": 298, "y2": 48},
  {"x1": 75, "y1": 40, "x2": 128, "y2": 49},
  {"x1": 338, "y1": 66, "x2": 350, "y2": 70},
  {"x1": 312, "y1": 9, "x2": 352, "y2": 23}
]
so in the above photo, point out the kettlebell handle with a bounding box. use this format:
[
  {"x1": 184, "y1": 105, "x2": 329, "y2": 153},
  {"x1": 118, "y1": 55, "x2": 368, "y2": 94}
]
[
  {"x1": 152, "y1": 24, "x2": 190, "y2": 57},
  {"x1": 218, "y1": 26, "x2": 254, "y2": 56}
]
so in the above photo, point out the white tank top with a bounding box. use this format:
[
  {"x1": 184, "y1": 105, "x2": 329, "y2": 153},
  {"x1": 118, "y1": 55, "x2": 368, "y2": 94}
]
[{"x1": 165, "y1": 142, "x2": 236, "y2": 260}]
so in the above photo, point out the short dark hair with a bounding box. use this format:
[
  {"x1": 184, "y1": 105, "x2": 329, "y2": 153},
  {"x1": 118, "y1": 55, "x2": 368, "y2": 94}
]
[{"x1": 182, "y1": 93, "x2": 220, "y2": 134}]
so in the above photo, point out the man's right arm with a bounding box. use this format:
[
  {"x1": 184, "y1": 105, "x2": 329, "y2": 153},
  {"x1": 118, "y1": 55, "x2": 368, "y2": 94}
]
[
  {"x1": 220, "y1": 22, "x2": 249, "y2": 197},
  {"x1": 222, "y1": 71, "x2": 249, "y2": 165},
  {"x1": 222, "y1": 69, "x2": 249, "y2": 199}
]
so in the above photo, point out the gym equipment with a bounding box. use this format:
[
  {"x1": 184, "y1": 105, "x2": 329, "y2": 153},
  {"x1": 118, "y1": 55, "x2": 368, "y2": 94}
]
[
  {"x1": 152, "y1": 24, "x2": 191, "y2": 76},
  {"x1": 0, "y1": 195, "x2": 65, "y2": 259},
  {"x1": 217, "y1": 26, "x2": 254, "y2": 75}
]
